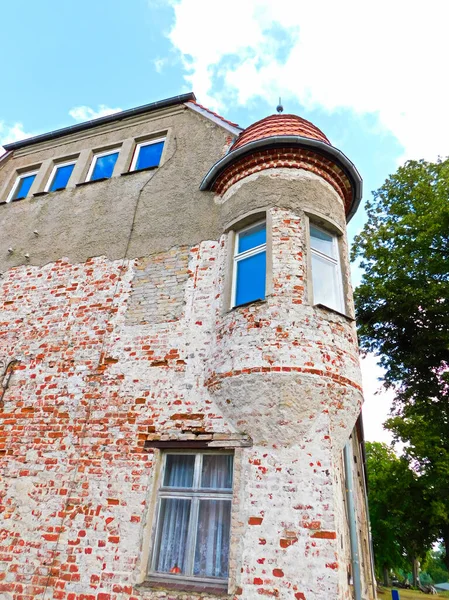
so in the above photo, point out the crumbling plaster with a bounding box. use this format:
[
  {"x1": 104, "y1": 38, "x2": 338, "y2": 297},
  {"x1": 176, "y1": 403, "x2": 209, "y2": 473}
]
[{"x1": 0, "y1": 108, "x2": 373, "y2": 599}]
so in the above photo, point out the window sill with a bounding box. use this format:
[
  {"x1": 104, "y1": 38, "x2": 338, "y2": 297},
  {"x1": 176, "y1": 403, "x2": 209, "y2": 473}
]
[
  {"x1": 76, "y1": 177, "x2": 109, "y2": 187},
  {"x1": 121, "y1": 165, "x2": 158, "y2": 176},
  {"x1": 314, "y1": 303, "x2": 355, "y2": 321},
  {"x1": 33, "y1": 191, "x2": 49, "y2": 197},
  {"x1": 140, "y1": 578, "x2": 229, "y2": 596}
]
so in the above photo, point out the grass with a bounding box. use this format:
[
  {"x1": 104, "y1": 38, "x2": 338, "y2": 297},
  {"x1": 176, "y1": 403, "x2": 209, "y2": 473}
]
[{"x1": 377, "y1": 588, "x2": 449, "y2": 599}]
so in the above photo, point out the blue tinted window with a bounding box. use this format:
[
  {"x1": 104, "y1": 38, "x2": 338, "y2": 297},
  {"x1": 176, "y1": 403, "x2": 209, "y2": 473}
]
[
  {"x1": 235, "y1": 251, "x2": 266, "y2": 306},
  {"x1": 13, "y1": 174, "x2": 36, "y2": 200},
  {"x1": 238, "y1": 223, "x2": 266, "y2": 253},
  {"x1": 135, "y1": 141, "x2": 164, "y2": 170},
  {"x1": 49, "y1": 163, "x2": 75, "y2": 192},
  {"x1": 90, "y1": 152, "x2": 119, "y2": 181}
]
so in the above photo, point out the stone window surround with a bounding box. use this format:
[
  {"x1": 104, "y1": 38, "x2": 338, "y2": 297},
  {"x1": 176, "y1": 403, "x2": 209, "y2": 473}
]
[
  {"x1": 304, "y1": 209, "x2": 352, "y2": 319},
  {"x1": 6, "y1": 166, "x2": 40, "y2": 203},
  {"x1": 222, "y1": 206, "x2": 353, "y2": 319},
  {"x1": 0, "y1": 129, "x2": 168, "y2": 203},
  {"x1": 222, "y1": 208, "x2": 273, "y2": 313},
  {"x1": 137, "y1": 446, "x2": 244, "y2": 597}
]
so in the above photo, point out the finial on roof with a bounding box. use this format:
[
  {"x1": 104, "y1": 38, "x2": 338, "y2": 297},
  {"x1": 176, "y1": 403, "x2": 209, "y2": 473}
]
[{"x1": 276, "y1": 97, "x2": 284, "y2": 114}]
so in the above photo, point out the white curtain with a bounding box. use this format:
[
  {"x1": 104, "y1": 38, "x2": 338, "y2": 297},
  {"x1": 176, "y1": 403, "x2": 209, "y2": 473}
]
[
  {"x1": 156, "y1": 498, "x2": 191, "y2": 574},
  {"x1": 194, "y1": 499, "x2": 231, "y2": 578},
  {"x1": 156, "y1": 454, "x2": 233, "y2": 578}
]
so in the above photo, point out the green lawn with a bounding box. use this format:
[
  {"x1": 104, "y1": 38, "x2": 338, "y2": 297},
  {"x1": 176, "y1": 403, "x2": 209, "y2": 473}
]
[{"x1": 377, "y1": 589, "x2": 449, "y2": 599}]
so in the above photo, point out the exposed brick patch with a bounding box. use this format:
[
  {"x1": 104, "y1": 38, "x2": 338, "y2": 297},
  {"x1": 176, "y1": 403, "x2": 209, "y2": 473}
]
[
  {"x1": 311, "y1": 531, "x2": 337, "y2": 539},
  {"x1": 205, "y1": 366, "x2": 362, "y2": 392},
  {"x1": 212, "y1": 147, "x2": 353, "y2": 213},
  {"x1": 126, "y1": 246, "x2": 190, "y2": 325}
]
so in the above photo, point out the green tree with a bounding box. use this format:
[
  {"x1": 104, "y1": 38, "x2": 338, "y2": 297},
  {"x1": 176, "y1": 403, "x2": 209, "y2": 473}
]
[
  {"x1": 422, "y1": 546, "x2": 449, "y2": 584},
  {"x1": 366, "y1": 442, "x2": 434, "y2": 585},
  {"x1": 352, "y1": 158, "x2": 449, "y2": 568}
]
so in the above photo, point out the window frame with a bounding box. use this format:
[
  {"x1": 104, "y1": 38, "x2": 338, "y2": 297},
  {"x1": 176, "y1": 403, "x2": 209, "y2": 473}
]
[
  {"x1": 309, "y1": 222, "x2": 345, "y2": 314},
  {"x1": 85, "y1": 147, "x2": 121, "y2": 182},
  {"x1": 148, "y1": 451, "x2": 233, "y2": 589},
  {"x1": 44, "y1": 159, "x2": 77, "y2": 192},
  {"x1": 129, "y1": 137, "x2": 165, "y2": 172},
  {"x1": 231, "y1": 219, "x2": 267, "y2": 308},
  {"x1": 7, "y1": 169, "x2": 39, "y2": 203}
]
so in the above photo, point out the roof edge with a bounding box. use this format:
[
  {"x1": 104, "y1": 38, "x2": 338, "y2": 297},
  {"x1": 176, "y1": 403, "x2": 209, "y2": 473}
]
[
  {"x1": 185, "y1": 102, "x2": 242, "y2": 136},
  {"x1": 200, "y1": 135, "x2": 363, "y2": 222},
  {"x1": 3, "y1": 93, "x2": 196, "y2": 152}
]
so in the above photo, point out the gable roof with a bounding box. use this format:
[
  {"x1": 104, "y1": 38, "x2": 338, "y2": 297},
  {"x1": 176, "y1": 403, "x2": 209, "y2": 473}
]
[{"x1": 2, "y1": 93, "x2": 242, "y2": 153}]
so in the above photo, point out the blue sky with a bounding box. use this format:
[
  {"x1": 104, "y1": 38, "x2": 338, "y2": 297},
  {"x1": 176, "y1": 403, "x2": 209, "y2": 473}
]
[{"x1": 2, "y1": 0, "x2": 448, "y2": 442}]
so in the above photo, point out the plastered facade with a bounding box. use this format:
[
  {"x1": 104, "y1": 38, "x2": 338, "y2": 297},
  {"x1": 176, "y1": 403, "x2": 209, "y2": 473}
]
[{"x1": 0, "y1": 101, "x2": 374, "y2": 599}]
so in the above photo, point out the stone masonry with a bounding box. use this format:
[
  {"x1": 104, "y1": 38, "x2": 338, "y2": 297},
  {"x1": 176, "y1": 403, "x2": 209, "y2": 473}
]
[{"x1": 0, "y1": 95, "x2": 375, "y2": 600}]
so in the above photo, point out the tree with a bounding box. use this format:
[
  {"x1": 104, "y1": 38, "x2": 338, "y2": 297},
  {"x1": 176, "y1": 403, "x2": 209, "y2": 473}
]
[
  {"x1": 366, "y1": 442, "x2": 435, "y2": 585},
  {"x1": 422, "y1": 546, "x2": 449, "y2": 584},
  {"x1": 352, "y1": 158, "x2": 449, "y2": 568}
]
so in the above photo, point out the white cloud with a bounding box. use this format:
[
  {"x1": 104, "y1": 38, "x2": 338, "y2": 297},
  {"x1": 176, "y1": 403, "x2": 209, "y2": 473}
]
[
  {"x1": 168, "y1": 0, "x2": 449, "y2": 162},
  {"x1": 154, "y1": 57, "x2": 168, "y2": 73},
  {"x1": 0, "y1": 122, "x2": 35, "y2": 156},
  {"x1": 68, "y1": 104, "x2": 122, "y2": 123}
]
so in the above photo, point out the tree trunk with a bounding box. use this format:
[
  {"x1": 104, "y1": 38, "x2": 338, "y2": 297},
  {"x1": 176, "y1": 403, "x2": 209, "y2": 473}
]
[
  {"x1": 382, "y1": 564, "x2": 390, "y2": 587},
  {"x1": 412, "y1": 557, "x2": 420, "y2": 587}
]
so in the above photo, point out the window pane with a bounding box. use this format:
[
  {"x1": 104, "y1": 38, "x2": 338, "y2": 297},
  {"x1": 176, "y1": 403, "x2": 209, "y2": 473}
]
[
  {"x1": 310, "y1": 226, "x2": 335, "y2": 258},
  {"x1": 201, "y1": 455, "x2": 233, "y2": 489},
  {"x1": 238, "y1": 223, "x2": 266, "y2": 253},
  {"x1": 13, "y1": 174, "x2": 36, "y2": 200},
  {"x1": 49, "y1": 164, "x2": 75, "y2": 192},
  {"x1": 90, "y1": 152, "x2": 119, "y2": 181},
  {"x1": 163, "y1": 455, "x2": 195, "y2": 488},
  {"x1": 194, "y1": 500, "x2": 231, "y2": 578},
  {"x1": 155, "y1": 498, "x2": 191, "y2": 575},
  {"x1": 311, "y1": 252, "x2": 343, "y2": 312},
  {"x1": 235, "y1": 251, "x2": 266, "y2": 306},
  {"x1": 135, "y1": 141, "x2": 164, "y2": 170}
]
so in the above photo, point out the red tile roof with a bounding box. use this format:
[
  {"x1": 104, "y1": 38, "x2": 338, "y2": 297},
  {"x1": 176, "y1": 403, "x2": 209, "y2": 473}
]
[{"x1": 231, "y1": 114, "x2": 330, "y2": 151}]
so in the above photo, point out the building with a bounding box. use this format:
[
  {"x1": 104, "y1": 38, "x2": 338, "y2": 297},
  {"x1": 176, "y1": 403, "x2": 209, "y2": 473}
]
[{"x1": 0, "y1": 93, "x2": 375, "y2": 599}]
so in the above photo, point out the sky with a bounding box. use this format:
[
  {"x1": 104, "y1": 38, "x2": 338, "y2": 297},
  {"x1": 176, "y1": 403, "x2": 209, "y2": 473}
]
[{"x1": 2, "y1": 0, "x2": 448, "y2": 444}]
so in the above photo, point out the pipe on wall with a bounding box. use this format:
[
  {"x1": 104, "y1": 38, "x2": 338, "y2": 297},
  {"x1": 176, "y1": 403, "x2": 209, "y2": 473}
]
[{"x1": 344, "y1": 440, "x2": 363, "y2": 600}]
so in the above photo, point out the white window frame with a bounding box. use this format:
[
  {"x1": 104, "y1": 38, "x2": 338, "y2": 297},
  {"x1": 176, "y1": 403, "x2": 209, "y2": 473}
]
[
  {"x1": 231, "y1": 219, "x2": 267, "y2": 308},
  {"x1": 130, "y1": 137, "x2": 165, "y2": 172},
  {"x1": 7, "y1": 169, "x2": 39, "y2": 203},
  {"x1": 44, "y1": 160, "x2": 77, "y2": 192},
  {"x1": 85, "y1": 147, "x2": 121, "y2": 182},
  {"x1": 149, "y1": 451, "x2": 233, "y2": 588},
  {"x1": 309, "y1": 223, "x2": 345, "y2": 314}
]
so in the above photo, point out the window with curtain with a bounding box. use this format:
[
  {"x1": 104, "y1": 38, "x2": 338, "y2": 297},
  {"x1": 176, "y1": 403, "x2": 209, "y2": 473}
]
[
  {"x1": 310, "y1": 224, "x2": 345, "y2": 313},
  {"x1": 232, "y1": 220, "x2": 266, "y2": 307},
  {"x1": 150, "y1": 453, "x2": 233, "y2": 585}
]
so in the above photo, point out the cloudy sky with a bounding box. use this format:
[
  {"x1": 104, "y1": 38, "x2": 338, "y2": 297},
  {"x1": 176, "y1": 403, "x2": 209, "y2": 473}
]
[{"x1": 3, "y1": 0, "x2": 447, "y2": 443}]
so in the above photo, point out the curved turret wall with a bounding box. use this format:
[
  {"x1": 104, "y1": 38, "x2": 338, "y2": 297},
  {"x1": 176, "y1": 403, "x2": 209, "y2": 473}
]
[{"x1": 208, "y1": 168, "x2": 362, "y2": 450}]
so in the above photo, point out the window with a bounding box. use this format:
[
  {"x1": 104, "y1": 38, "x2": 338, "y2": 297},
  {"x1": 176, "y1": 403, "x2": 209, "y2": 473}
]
[
  {"x1": 150, "y1": 453, "x2": 233, "y2": 587},
  {"x1": 86, "y1": 148, "x2": 120, "y2": 181},
  {"x1": 130, "y1": 138, "x2": 165, "y2": 171},
  {"x1": 310, "y1": 224, "x2": 345, "y2": 313},
  {"x1": 45, "y1": 161, "x2": 76, "y2": 192},
  {"x1": 7, "y1": 170, "x2": 38, "y2": 202},
  {"x1": 232, "y1": 221, "x2": 266, "y2": 307}
]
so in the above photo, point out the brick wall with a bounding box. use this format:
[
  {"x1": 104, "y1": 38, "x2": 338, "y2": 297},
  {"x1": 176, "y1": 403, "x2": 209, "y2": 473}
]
[{"x1": 0, "y1": 207, "x2": 368, "y2": 600}]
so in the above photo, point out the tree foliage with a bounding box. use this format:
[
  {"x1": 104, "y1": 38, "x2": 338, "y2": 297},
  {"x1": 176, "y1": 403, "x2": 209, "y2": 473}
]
[
  {"x1": 352, "y1": 158, "x2": 449, "y2": 568},
  {"x1": 366, "y1": 442, "x2": 435, "y2": 582}
]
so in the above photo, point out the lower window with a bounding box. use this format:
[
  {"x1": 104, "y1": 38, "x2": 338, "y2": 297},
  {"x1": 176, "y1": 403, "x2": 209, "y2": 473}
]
[{"x1": 150, "y1": 453, "x2": 233, "y2": 586}]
